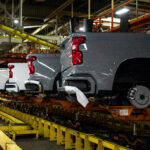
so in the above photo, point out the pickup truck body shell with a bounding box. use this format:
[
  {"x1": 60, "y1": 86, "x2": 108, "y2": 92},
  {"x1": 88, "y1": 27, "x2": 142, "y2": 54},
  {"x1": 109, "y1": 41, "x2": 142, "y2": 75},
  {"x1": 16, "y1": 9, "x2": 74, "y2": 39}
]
[
  {"x1": 60, "y1": 32, "x2": 150, "y2": 94},
  {"x1": 26, "y1": 53, "x2": 61, "y2": 92},
  {"x1": 6, "y1": 63, "x2": 29, "y2": 92}
]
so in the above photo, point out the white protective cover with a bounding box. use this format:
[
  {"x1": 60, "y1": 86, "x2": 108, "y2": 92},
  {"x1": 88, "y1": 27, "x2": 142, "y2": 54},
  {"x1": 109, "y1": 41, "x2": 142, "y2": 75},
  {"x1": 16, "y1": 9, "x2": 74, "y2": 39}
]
[
  {"x1": 8, "y1": 63, "x2": 29, "y2": 91},
  {"x1": 64, "y1": 86, "x2": 89, "y2": 107},
  {"x1": 0, "y1": 68, "x2": 8, "y2": 90}
]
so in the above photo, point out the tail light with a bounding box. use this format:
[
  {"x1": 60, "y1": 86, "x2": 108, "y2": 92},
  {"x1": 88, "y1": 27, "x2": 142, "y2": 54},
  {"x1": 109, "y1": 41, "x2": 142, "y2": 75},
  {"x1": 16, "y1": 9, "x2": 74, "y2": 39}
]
[
  {"x1": 8, "y1": 65, "x2": 14, "y2": 78},
  {"x1": 72, "y1": 37, "x2": 85, "y2": 65},
  {"x1": 28, "y1": 56, "x2": 36, "y2": 74}
]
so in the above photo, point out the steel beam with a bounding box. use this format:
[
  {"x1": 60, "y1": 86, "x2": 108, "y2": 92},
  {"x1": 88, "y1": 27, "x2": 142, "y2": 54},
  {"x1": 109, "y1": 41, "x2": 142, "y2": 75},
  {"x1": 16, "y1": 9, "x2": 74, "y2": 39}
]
[
  {"x1": 0, "y1": 1, "x2": 11, "y2": 17},
  {"x1": 14, "y1": 0, "x2": 25, "y2": 14},
  {"x1": 59, "y1": 11, "x2": 89, "y2": 18},
  {"x1": 44, "y1": 0, "x2": 74, "y2": 22},
  {"x1": 11, "y1": 0, "x2": 14, "y2": 27},
  {"x1": 20, "y1": 0, "x2": 23, "y2": 27},
  {"x1": 11, "y1": 0, "x2": 74, "y2": 52},
  {"x1": 71, "y1": 3, "x2": 73, "y2": 18},
  {"x1": 31, "y1": 0, "x2": 74, "y2": 36},
  {"x1": 0, "y1": 24, "x2": 59, "y2": 49}
]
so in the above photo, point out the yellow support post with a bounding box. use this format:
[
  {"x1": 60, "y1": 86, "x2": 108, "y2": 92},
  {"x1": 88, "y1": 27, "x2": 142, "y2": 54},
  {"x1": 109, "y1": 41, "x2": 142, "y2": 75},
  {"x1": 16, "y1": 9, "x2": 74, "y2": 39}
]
[
  {"x1": 97, "y1": 139, "x2": 104, "y2": 150},
  {"x1": 65, "y1": 129, "x2": 75, "y2": 149},
  {"x1": 38, "y1": 119, "x2": 44, "y2": 135},
  {"x1": 36, "y1": 130, "x2": 39, "y2": 139},
  {"x1": 0, "y1": 24, "x2": 59, "y2": 50},
  {"x1": 44, "y1": 121, "x2": 50, "y2": 138},
  {"x1": 84, "y1": 135, "x2": 92, "y2": 150},
  {"x1": 75, "y1": 132, "x2": 83, "y2": 150},
  {"x1": 50, "y1": 123, "x2": 57, "y2": 141},
  {"x1": 115, "y1": 145, "x2": 120, "y2": 150},
  {"x1": 12, "y1": 132, "x2": 16, "y2": 141},
  {"x1": 57, "y1": 126, "x2": 65, "y2": 145},
  {"x1": 88, "y1": 0, "x2": 91, "y2": 19}
]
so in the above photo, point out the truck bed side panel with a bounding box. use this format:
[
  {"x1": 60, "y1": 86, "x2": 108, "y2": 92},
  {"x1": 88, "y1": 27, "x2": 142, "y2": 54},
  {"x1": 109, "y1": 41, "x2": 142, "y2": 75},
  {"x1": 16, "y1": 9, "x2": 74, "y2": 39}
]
[
  {"x1": 61, "y1": 33, "x2": 150, "y2": 93},
  {"x1": 8, "y1": 63, "x2": 29, "y2": 90},
  {"x1": 27, "y1": 54, "x2": 60, "y2": 91}
]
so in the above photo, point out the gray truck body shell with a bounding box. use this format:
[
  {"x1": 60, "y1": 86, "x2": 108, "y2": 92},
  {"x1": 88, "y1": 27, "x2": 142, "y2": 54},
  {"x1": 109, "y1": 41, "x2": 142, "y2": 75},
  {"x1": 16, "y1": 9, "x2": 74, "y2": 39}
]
[
  {"x1": 60, "y1": 32, "x2": 150, "y2": 94},
  {"x1": 6, "y1": 63, "x2": 29, "y2": 92},
  {"x1": 26, "y1": 53, "x2": 60, "y2": 92}
]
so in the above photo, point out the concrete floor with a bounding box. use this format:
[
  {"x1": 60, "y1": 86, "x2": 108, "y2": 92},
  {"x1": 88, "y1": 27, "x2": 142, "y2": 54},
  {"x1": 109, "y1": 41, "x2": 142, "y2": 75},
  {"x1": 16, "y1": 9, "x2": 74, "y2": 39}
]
[{"x1": 16, "y1": 138, "x2": 65, "y2": 150}]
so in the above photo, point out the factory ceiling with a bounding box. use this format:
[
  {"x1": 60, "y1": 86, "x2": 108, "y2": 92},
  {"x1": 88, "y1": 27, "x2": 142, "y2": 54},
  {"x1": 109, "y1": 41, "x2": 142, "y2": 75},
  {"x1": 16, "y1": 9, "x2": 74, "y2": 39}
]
[
  {"x1": 0, "y1": 0, "x2": 150, "y2": 53},
  {"x1": 0, "y1": 0, "x2": 149, "y2": 34}
]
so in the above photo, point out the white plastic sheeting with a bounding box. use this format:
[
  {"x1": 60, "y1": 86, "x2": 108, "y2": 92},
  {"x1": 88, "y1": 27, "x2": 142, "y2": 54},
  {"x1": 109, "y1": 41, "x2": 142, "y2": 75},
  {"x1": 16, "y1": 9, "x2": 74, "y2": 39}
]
[{"x1": 64, "y1": 86, "x2": 89, "y2": 107}]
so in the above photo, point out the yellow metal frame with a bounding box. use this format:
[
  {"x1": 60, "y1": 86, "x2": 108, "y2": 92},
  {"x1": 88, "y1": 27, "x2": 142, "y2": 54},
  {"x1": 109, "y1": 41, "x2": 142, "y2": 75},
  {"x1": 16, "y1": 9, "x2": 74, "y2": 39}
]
[
  {"x1": 0, "y1": 130, "x2": 22, "y2": 150},
  {"x1": 0, "y1": 24, "x2": 59, "y2": 50},
  {"x1": 0, "y1": 106, "x2": 131, "y2": 150},
  {"x1": 0, "y1": 111, "x2": 39, "y2": 140},
  {"x1": 0, "y1": 111, "x2": 24, "y2": 124}
]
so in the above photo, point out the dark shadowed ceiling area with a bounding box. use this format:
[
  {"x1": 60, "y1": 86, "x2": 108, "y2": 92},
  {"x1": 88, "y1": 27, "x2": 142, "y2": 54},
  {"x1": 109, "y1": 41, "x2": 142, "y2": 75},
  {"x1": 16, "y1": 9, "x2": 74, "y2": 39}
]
[
  {"x1": 0, "y1": 0, "x2": 150, "y2": 53},
  {"x1": 0, "y1": 0, "x2": 150, "y2": 35}
]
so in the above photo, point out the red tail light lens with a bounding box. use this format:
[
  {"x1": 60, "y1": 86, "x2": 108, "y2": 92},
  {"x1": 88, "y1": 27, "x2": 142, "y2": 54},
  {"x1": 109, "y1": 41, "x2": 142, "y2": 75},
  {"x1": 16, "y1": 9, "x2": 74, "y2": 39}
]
[
  {"x1": 28, "y1": 56, "x2": 36, "y2": 62},
  {"x1": 8, "y1": 65, "x2": 14, "y2": 78},
  {"x1": 29, "y1": 64, "x2": 34, "y2": 74},
  {"x1": 28, "y1": 56, "x2": 36, "y2": 74},
  {"x1": 72, "y1": 37, "x2": 85, "y2": 65}
]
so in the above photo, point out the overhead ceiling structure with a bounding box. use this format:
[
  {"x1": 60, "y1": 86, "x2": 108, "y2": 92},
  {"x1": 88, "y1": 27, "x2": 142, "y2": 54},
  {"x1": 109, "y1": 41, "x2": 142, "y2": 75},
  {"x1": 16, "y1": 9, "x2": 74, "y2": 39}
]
[{"x1": 0, "y1": 0, "x2": 150, "y2": 54}]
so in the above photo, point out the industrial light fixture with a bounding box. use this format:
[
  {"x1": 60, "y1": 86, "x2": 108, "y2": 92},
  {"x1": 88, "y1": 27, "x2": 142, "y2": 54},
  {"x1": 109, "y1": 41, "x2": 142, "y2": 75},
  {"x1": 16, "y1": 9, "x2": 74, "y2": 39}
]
[
  {"x1": 115, "y1": 8, "x2": 129, "y2": 15},
  {"x1": 79, "y1": 27, "x2": 85, "y2": 32},
  {"x1": 14, "y1": 19, "x2": 19, "y2": 24}
]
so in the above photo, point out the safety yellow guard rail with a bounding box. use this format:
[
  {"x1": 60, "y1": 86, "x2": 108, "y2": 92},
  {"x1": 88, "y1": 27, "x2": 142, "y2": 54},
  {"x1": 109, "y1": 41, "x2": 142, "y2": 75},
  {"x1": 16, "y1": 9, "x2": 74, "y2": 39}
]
[
  {"x1": 0, "y1": 111, "x2": 24, "y2": 124},
  {"x1": 0, "y1": 106, "x2": 132, "y2": 150},
  {"x1": 0, "y1": 130, "x2": 22, "y2": 150},
  {"x1": 0, "y1": 24, "x2": 59, "y2": 50}
]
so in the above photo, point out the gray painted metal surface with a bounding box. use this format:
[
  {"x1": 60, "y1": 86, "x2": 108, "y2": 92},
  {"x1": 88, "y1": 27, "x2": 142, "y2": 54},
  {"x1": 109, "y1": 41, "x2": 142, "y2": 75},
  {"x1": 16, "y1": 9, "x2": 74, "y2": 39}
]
[
  {"x1": 26, "y1": 53, "x2": 60, "y2": 92},
  {"x1": 60, "y1": 32, "x2": 150, "y2": 94}
]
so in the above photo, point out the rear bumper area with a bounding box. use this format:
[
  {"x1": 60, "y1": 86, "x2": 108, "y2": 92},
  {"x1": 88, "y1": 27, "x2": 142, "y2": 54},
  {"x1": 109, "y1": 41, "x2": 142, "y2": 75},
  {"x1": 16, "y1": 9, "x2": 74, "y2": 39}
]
[
  {"x1": 60, "y1": 76, "x2": 96, "y2": 95},
  {"x1": 6, "y1": 83, "x2": 19, "y2": 92},
  {"x1": 25, "y1": 80, "x2": 42, "y2": 93}
]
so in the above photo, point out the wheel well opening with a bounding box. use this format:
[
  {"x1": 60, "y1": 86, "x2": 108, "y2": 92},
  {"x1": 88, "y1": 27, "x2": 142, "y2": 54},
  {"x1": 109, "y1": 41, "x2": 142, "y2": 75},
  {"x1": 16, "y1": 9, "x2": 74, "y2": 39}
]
[{"x1": 113, "y1": 58, "x2": 150, "y2": 91}]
